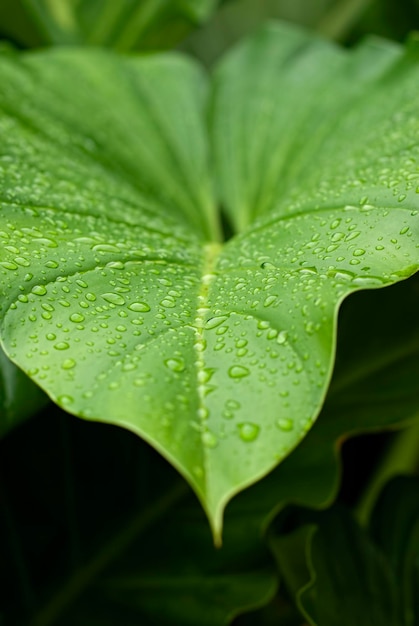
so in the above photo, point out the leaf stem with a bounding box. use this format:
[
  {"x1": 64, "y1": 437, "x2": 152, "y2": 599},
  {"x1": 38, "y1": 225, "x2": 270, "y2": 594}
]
[
  {"x1": 29, "y1": 480, "x2": 189, "y2": 626},
  {"x1": 355, "y1": 415, "x2": 419, "y2": 526},
  {"x1": 316, "y1": 0, "x2": 373, "y2": 41}
]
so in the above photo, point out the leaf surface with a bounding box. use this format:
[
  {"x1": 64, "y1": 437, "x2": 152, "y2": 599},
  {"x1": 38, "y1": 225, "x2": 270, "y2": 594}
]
[
  {"x1": 226, "y1": 274, "x2": 419, "y2": 531},
  {"x1": 0, "y1": 24, "x2": 418, "y2": 539}
]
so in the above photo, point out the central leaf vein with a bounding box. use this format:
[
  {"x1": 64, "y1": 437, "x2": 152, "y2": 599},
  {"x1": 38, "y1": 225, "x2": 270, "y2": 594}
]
[{"x1": 193, "y1": 242, "x2": 222, "y2": 486}]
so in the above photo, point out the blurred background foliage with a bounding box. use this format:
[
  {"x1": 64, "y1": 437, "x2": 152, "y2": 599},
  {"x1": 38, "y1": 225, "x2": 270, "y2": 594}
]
[{"x1": 0, "y1": 0, "x2": 419, "y2": 59}]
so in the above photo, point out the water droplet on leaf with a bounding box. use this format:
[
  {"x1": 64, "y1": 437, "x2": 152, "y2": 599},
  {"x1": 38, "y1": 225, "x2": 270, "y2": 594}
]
[{"x1": 238, "y1": 422, "x2": 260, "y2": 442}]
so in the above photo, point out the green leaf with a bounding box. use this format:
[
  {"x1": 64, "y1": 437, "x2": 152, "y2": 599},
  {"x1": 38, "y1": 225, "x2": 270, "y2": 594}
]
[
  {"x1": 227, "y1": 274, "x2": 419, "y2": 531},
  {"x1": 0, "y1": 345, "x2": 49, "y2": 437},
  {"x1": 0, "y1": 23, "x2": 418, "y2": 540},
  {"x1": 271, "y1": 508, "x2": 400, "y2": 626},
  {"x1": 370, "y1": 476, "x2": 419, "y2": 625},
  {"x1": 271, "y1": 477, "x2": 419, "y2": 626},
  {"x1": 0, "y1": 0, "x2": 220, "y2": 50}
]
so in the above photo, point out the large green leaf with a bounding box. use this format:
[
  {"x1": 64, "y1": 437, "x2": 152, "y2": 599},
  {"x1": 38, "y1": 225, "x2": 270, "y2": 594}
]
[
  {"x1": 0, "y1": 0, "x2": 220, "y2": 50},
  {"x1": 0, "y1": 23, "x2": 418, "y2": 540}
]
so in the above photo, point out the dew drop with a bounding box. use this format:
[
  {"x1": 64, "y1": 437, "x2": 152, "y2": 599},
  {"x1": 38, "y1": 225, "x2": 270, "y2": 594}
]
[
  {"x1": 160, "y1": 298, "x2": 176, "y2": 308},
  {"x1": 128, "y1": 302, "x2": 151, "y2": 312},
  {"x1": 54, "y1": 342, "x2": 69, "y2": 350},
  {"x1": 228, "y1": 365, "x2": 250, "y2": 379},
  {"x1": 57, "y1": 395, "x2": 74, "y2": 405},
  {"x1": 164, "y1": 358, "x2": 185, "y2": 373},
  {"x1": 345, "y1": 231, "x2": 361, "y2": 242},
  {"x1": 102, "y1": 292, "x2": 125, "y2": 305},
  {"x1": 297, "y1": 266, "x2": 318, "y2": 276},
  {"x1": 277, "y1": 418, "x2": 294, "y2": 432},
  {"x1": 205, "y1": 315, "x2": 228, "y2": 329},
  {"x1": 263, "y1": 295, "x2": 277, "y2": 308},
  {"x1": 70, "y1": 313, "x2": 85, "y2": 323},
  {"x1": 223, "y1": 411, "x2": 234, "y2": 420},
  {"x1": 202, "y1": 430, "x2": 218, "y2": 448},
  {"x1": 92, "y1": 243, "x2": 120, "y2": 253},
  {"x1": 277, "y1": 331, "x2": 288, "y2": 345},
  {"x1": 32, "y1": 285, "x2": 47, "y2": 296},
  {"x1": 261, "y1": 261, "x2": 276, "y2": 270},
  {"x1": 238, "y1": 422, "x2": 260, "y2": 442},
  {"x1": 62, "y1": 359, "x2": 76, "y2": 370},
  {"x1": 197, "y1": 407, "x2": 209, "y2": 420},
  {"x1": 198, "y1": 368, "x2": 214, "y2": 384},
  {"x1": 0, "y1": 261, "x2": 18, "y2": 270}
]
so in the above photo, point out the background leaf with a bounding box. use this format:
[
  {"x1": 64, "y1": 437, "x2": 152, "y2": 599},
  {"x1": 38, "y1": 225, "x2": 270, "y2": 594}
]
[
  {"x1": 271, "y1": 507, "x2": 400, "y2": 626},
  {"x1": 270, "y1": 476, "x2": 419, "y2": 626},
  {"x1": 0, "y1": 0, "x2": 221, "y2": 50},
  {"x1": 370, "y1": 476, "x2": 419, "y2": 625},
  {"x1": 0, "y1": 408, "x2": 276, "y2": 625}
]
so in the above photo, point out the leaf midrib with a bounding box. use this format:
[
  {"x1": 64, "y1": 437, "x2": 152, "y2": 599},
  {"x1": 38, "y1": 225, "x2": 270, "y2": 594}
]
[{"x1": 193, "y1": 242, "x2": 222, "y2": 503}]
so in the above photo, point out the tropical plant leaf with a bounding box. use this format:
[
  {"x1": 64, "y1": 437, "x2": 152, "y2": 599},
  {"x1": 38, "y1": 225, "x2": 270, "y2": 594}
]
[
  {"x1": 271, "y1": 476, "x2": 419, "y2": 626},
  {"x1": 271, "y1": 507, "x2": 401, "y2": 626},
  {"x1": 227, "y1": 273, "x2": 419, "y2": 531},
  {"x1": 0, "y1": 408, "x2": 277, "y2": 625},
  {"x1": 0, "y1": 345, "x2": 49, "y2": 438},
  {"x1": 370, "y1": 476, "x2": 419, "y2": 625},
  {"x1": 0, "y1": 0, "x2": 220, "y2": 50},
  {"x1": 0, "y1": 23, "x2": 418, "y2": 540}
]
